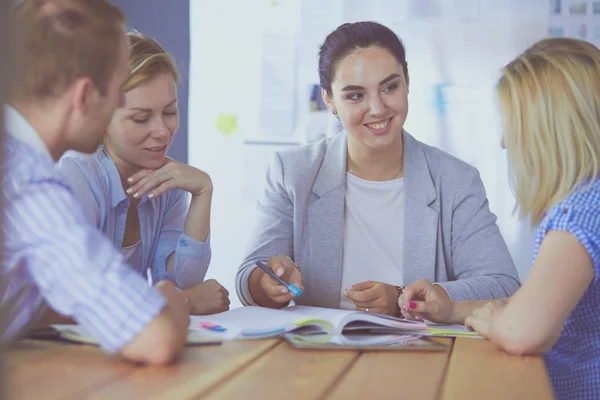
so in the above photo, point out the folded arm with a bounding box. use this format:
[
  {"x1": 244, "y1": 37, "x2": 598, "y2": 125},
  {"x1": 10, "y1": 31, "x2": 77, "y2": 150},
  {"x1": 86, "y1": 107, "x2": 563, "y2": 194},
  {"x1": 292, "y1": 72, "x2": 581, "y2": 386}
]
[
  {"x1": 155, "y1": 190, "x2": 212, "y2": 289},
  {"x1": 4, "y1": 182, "x2": 188, "y2": 364},
  {"x1": 468, "y1": 230, "x2": 594, "y2": 355}
]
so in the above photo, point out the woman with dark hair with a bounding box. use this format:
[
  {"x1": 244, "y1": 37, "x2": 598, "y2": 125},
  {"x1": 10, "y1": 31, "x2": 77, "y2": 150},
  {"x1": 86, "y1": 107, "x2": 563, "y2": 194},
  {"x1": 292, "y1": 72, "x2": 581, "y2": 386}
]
[{"x1": 236, "y1": 21, "x2": 519, "y2": 316}]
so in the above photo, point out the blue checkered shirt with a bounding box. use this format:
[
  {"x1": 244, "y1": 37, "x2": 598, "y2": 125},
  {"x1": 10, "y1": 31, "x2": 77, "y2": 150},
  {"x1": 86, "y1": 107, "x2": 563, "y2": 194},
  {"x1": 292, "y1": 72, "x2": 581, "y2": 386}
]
[{"x1": 536, "y1": 180, "x2": 600, "y2": 400}]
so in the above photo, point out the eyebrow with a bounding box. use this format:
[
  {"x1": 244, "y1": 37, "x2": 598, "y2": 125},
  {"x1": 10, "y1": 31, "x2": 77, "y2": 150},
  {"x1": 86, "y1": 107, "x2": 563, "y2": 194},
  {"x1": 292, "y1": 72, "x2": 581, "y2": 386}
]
[
  {"x1": 341, "y1": 73, "x2": 402, "y2": 92},
  {"x1": 128, "y1": 98, "x2": 178, "y2": 112}
]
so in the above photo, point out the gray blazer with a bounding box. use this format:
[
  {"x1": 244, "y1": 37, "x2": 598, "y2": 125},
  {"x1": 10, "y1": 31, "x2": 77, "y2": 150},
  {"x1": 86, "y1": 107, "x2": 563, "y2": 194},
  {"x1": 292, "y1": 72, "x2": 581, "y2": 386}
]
[{"x1": 236, "y1": 131, "x2": 520, "y2": 307}]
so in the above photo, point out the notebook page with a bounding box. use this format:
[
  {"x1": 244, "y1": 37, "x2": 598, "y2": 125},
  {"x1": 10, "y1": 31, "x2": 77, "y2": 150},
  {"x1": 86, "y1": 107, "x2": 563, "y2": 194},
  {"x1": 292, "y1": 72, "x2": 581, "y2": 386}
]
[
  {"x1": 426, "y1": 323, "x2": 471, "y2": 331},
  {"x1": 286, "y1": 305, "x2": 427, "y2": 333},
  {"x1": 285, "y1": 306, "x2": 360, "y2": 332},
  {"x1": 421, "y1": 323, "x2": 482, "y2": 338},
  {"x1": 189, "y1": 306, "x2": 329, "y2": 339},
  {"x1": 51, "y1": 325, "x2": 222, "y2": 345}
]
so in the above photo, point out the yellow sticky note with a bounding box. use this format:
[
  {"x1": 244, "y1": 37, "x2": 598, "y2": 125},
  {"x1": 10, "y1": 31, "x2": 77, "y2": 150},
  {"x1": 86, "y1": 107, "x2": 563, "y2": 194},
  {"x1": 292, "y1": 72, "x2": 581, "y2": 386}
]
[{"x1": 215, "y1": 114, "x2": 238, "y2": 136}]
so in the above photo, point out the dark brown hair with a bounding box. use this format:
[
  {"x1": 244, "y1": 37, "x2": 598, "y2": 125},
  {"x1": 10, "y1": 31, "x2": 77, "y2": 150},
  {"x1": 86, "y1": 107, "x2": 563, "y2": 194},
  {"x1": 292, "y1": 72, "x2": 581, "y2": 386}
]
[{"x1": 318, "y1": 21, "x2": 408, "y2": 96}]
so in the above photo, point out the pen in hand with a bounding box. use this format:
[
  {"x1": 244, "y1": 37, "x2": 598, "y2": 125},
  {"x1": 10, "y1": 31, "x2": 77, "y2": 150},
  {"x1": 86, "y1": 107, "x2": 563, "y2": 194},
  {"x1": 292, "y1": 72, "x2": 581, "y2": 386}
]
[{"x1": 255, "y1": 260, "x2": 303, "y2": 297}]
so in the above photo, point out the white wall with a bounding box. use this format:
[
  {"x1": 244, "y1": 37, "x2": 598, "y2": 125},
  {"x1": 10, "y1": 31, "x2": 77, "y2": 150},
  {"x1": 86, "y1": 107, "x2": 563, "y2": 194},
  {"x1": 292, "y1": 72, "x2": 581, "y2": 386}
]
[
  {"x1": 190, "y1": 0, "x2": 551, "y2": 308},
  {"x1": 189, "y1": 0, "x2": 276, "y2": 308}
]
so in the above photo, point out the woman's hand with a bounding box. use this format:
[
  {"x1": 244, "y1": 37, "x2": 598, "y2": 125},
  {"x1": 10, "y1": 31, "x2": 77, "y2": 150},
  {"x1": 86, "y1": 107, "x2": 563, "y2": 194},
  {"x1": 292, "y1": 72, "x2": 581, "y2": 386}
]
[
  {"x1": 258, "y1": 255, "x2": 304, "y2": 306},
  {"x1": 399, "y1": 279, "x2": 453, "y2": 323},
  {"x1": 183, "y1": 279, "x2": 230, "y2": 315},
  {"x1": 126, "y1": 158, "x2": 213, "y2": 199},
  {"x1": 344, "y1": 281, "x2": 399, "y2": 316}
]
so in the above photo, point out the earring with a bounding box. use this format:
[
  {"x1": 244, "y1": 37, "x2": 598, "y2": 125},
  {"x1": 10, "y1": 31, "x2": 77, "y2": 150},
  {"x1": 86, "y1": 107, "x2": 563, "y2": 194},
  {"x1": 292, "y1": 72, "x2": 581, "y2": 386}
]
[{"x1": 332, "y1": 109, "x2": 338, "y2": 115}]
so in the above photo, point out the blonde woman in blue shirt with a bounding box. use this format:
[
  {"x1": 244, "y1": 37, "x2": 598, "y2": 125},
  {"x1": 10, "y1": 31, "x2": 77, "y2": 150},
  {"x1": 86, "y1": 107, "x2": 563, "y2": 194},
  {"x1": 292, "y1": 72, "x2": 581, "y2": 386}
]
[
  {"x1": 58, "y1": 31, "x2": 229, "y2": 315},
  {"x1": 400, "y1": 38, "x2": 600, "y2": 399}
]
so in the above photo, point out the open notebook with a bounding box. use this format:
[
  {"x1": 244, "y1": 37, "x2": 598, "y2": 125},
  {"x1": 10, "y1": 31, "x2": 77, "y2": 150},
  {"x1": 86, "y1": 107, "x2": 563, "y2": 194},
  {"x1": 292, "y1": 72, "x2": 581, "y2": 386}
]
[
  {"x1": 28, "y1": 325, "x2": 223, "y2": 346},
  {"x1": 190, "y1": 305, "x2": 429, "y2": 340}
]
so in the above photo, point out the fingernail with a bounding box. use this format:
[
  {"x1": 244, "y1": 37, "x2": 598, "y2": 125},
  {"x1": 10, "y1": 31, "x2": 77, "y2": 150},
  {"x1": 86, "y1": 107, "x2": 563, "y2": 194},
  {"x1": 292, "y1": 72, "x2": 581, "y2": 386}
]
[
  {"x1": 343, "y1": 289, "x2": 348, "y2": 296},
  {"x1": 409, "y1": 301, "x2": 417, "y2": 310},
  {"x1": 127, "y1": 177, "x2": 133, "y2": 183},
  {"x1": 133, "y1": 192, "x2": 139, "y2": 198},
  {"x1": 401, "y1": 305, "x2": 407, "y2": 313},
  {"x1": 148, "y1": 193, "x2": 154, "y2": 199},
  {"x1": 416, "y1": 316, "x2": 424, "y2": 322},
  {"x1": 276, "y1": 267, "x2": 284, "y2": 277},
  {"x1": 126, "y1": 188, "x2": 132, "y2": 194},
  {"x1": 280, "y1": 287, "x2": 288, "y2": 294}
]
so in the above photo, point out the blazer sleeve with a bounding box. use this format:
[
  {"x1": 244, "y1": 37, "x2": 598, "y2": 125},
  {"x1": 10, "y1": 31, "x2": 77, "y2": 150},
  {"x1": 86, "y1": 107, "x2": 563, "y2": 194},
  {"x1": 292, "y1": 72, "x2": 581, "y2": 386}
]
[
  {"x1": 436, "y1": 169, "x2": 521, "y2": 301},
  {"x1": 235, "y1": 152, "x2": 294, "y2": 306}
]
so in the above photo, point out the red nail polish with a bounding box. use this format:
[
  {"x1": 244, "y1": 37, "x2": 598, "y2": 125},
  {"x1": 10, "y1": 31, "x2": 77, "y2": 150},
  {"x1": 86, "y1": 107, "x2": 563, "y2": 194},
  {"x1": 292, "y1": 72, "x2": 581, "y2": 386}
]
[{"x1": 409, "y1": 301, "x2": 417, "y2": 310}]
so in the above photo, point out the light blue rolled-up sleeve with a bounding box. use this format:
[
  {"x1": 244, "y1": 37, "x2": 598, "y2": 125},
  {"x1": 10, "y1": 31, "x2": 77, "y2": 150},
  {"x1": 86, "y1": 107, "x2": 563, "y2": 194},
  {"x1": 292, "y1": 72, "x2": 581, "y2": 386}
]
[{"x1": 152, "y1": 190, "x2": 211, "y2": 289}]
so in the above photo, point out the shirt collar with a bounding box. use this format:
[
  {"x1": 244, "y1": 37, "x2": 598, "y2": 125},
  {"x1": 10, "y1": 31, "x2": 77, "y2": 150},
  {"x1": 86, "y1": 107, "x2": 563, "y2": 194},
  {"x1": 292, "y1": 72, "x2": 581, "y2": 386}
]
[
  {"x1": 3, "y1": 105, "x2": 53, "y2": 161},
  {"x1": 95, "y1": 148, "x2": 128, "y2": 208}
]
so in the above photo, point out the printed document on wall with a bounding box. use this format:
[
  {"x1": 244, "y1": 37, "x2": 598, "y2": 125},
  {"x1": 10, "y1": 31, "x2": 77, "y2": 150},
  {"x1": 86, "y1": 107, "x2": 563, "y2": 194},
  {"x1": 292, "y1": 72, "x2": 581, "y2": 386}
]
[{"x1": 258, "y1": 32, "x2": 296, "y2": 138}]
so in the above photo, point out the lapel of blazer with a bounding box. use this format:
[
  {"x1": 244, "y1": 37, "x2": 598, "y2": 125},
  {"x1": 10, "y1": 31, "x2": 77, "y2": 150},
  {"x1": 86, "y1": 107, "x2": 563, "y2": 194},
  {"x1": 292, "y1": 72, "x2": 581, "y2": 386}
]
[
  {"x1": 402, "y1": 131, "x2": 439, "y2": 285},
  {"x1": 307, "y1": 132, "x2": 347, "y2": 308}
]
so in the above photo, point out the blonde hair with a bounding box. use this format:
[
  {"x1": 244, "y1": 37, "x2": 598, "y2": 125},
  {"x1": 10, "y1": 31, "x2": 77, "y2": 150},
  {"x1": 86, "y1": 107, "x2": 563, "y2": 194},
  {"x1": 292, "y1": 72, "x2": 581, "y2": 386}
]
[
  {"x1": 98, "y1": 31, "x2": 179, "y2": 148},
  {"x1": 124, "y1": 31, "x2": 179, "y2": 92},
  {"x1": 8, "y1": 0, "x2": 125, "y2": 100},
  {"x1": 498, "y1": 38, "x2": 600, "y2": 225}
]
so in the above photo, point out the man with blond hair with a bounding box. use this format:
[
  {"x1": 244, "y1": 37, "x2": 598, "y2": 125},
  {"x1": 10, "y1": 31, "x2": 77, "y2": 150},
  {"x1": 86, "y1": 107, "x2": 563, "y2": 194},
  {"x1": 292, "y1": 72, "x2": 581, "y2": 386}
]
[{"x1": 2, "y1": 0, "x2": 189, "y2": 365}]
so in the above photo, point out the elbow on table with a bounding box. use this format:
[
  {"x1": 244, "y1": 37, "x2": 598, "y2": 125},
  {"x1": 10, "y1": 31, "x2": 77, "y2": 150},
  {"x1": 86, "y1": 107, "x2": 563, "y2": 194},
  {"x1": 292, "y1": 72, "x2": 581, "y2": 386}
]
[
  {"x1": 492, "y1": 330, "x2": 548, "y2": 357},
  {"x1": 120, "y1": 311, "x2": 187, "y2": 366},
  {"x1": 144, "y1": 341, "x2": 182, "y2": 366},
  {"x1": 136, "y1": 343, "x2": 180, "y2": 366}
]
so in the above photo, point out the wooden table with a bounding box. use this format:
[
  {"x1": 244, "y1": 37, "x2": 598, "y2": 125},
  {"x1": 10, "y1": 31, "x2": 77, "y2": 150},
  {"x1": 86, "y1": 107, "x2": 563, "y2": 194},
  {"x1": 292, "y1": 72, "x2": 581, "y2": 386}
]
[{"x1": 6, "y1": 337, "x2": 554, "y2": 399}]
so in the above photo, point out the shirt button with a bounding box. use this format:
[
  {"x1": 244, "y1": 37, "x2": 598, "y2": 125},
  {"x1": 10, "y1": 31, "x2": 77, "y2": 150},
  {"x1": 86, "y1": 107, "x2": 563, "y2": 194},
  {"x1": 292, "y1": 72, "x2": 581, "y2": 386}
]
[
  {"x1": 179, "y1": 239, "x2": 188, "y2": 247},
  {"x1": 562, "y1": 207, "x2": 569, "y2": 213}
]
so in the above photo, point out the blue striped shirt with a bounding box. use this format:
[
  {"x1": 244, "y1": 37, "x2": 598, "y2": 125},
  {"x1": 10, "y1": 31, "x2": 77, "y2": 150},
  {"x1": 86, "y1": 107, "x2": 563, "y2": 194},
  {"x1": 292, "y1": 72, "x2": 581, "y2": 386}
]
[
  {"x1": 1, "y1": 106, "x2": 166, "y2": 353},
  {"x1": 536, "y1": 180, "x2": 600, "y2": 400},
  {"x1": 56, "y1": 149, "x2": 211, "y2": 289}
]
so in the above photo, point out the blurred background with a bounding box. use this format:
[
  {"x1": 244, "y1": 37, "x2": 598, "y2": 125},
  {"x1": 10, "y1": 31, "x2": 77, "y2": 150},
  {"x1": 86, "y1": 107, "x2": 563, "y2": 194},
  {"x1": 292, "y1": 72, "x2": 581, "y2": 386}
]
[
  {"x1": 112, "y1": 0, "x2": 600, "y2": 308},
  {"x1": 1, "y1": 0, "x2": 8, "y2": 392}
]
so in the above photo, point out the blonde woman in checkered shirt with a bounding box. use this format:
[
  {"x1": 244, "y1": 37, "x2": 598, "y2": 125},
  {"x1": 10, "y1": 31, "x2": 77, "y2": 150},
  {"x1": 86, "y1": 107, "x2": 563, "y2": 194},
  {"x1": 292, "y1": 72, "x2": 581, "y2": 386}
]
[{"x1": 400, "y1": 38, "x2": 600, "y2": 400}]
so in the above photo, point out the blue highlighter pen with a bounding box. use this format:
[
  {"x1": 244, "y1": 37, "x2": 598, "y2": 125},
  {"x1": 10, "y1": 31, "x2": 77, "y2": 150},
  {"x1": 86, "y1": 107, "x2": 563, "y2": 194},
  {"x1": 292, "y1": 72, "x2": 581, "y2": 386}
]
[{"x1": 256, "y1": 260, "x2": 303, "y2": 297}]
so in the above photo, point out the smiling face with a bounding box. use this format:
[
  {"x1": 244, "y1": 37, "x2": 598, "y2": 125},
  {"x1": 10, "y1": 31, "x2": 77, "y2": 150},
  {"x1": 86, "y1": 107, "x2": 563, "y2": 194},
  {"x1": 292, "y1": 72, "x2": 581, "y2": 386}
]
[
  {"x1": 322, "y1": 46, "x2": 409, "y2": 152},
  {"x1": 104, "y1": 72, "x2": 179, "y2": 172}
]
